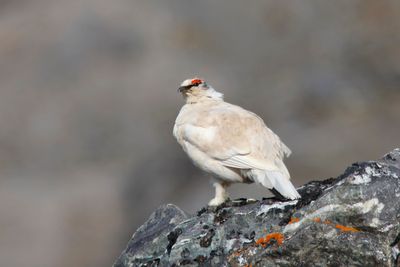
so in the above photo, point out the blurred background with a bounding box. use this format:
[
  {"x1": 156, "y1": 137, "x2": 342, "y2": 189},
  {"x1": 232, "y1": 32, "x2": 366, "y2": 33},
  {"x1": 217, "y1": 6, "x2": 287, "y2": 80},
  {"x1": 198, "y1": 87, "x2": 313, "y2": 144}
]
[{"x1": 0, "y1": 0, "x2": 399, "y2": 266}]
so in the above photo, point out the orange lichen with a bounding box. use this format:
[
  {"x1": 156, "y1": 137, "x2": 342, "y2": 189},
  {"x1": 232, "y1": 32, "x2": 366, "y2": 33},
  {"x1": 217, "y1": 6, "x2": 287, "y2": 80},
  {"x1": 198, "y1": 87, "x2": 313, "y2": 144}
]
[
  {"x1": 255, "y1": 237, "x2": 265, "y2": 246},
  {"x1": 312, "y1": 217, "x2": 359, "y2": 233},
  {"x1": 335, "y1": 224, "x2": 359, "y2": 232},
  {"x1": 256, "y1": 232, "x2": 284, "y2": 247},
  {"x1": 323, "y1": 220, "x2": 332, "y2": 225},
  {"x1": 230, "y1": 247, "x2": 251, "y2": 258},
  {"x1": 288, "y1": 217, "x2": 300, "y2": 224},
  {"x1": 313, "y1": 217, "x2": 322, "y2": 223},
  {"x1": 227, "y1": 247, "x2": 254, "y2": 266},
  {"x1": 244, "y1": 264, "x2": 252, "y2": 267}
]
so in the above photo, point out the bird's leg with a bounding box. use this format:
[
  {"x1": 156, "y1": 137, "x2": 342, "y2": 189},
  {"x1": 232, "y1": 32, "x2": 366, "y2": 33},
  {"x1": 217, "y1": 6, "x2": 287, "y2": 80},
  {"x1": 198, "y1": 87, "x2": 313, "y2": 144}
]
[{"x1": 208, "y1": 181, "x2": 230, "y2": 206}]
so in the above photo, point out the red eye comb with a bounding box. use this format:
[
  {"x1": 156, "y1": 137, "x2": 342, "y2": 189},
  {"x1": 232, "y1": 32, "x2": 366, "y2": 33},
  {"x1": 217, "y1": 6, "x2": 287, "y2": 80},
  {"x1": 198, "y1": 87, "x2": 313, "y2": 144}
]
[{"x1": 191, "y1": 78, "x2": 203, "y2": 85}]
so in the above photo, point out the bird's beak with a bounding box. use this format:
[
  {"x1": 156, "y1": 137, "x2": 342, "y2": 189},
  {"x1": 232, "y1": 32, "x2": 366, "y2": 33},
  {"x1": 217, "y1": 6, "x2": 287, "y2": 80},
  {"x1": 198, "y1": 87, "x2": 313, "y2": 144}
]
[{"x1": 178, "y1": 86, "x2": 189, "y2": 93}]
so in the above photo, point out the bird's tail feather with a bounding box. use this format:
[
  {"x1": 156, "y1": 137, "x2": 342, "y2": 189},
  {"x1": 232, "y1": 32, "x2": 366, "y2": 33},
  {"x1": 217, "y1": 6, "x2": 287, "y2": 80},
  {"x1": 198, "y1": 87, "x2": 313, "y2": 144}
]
[
  {"x1": 266, "y1": 171, "x2": 301, "y2": 200},
  {"x1": 249, "y1": 169, "x2": 300, "y2": 200}
]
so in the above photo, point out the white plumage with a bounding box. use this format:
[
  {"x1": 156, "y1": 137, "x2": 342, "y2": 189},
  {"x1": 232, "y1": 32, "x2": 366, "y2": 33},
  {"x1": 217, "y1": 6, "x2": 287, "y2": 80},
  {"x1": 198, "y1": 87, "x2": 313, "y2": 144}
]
[{"x1": 173, "y1": 78, "x2": 300, "y2": 206}]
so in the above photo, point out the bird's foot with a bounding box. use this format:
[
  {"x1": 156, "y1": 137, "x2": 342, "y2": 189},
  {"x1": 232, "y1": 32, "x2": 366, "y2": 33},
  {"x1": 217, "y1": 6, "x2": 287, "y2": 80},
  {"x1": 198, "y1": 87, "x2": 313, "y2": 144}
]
[
  {"x1": 208, "y1": 195, "x2": 229, "y2": 206},
  {"x1": 208, "y1": 181, "x2": 230, "y2": 206}
]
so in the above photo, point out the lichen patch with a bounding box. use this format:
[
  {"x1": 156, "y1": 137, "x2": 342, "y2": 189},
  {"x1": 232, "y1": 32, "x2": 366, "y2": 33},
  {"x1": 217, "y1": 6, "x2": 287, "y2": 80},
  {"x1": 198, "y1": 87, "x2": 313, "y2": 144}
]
[{"x1": 256, "y1": 232, "x2": 284, "y2": 247}]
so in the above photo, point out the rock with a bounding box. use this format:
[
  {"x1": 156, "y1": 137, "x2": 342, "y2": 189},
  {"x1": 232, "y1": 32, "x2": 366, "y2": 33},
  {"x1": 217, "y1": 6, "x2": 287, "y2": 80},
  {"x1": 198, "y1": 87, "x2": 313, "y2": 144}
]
[
  {"x1": 113, "y1": 204, "x2": 189, "y2": 267},
  {"x1": 114, "y1": 149, "x2": 400, "y2": 266}
]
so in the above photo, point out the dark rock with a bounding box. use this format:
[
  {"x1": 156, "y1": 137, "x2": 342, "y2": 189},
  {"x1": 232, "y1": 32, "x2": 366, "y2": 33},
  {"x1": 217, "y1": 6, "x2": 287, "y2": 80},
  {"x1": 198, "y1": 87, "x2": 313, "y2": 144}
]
[
  {"x1": 114, "y1": 149, "x2": 400, "y2": 266},
  {"x1": 167, "y1": 228, "x2": 183, "y2": 255},
  {"x1": 199, "y1": 228, "x2": 215, "y2": 248},
  {"x1": 114, "y1": 204, "x2": 188, "y2": 267}
]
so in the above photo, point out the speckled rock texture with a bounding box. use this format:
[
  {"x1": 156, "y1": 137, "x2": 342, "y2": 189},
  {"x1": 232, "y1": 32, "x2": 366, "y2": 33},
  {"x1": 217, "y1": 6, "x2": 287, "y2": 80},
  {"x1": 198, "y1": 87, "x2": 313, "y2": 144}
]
[{"x1": 114, "y1": 149, "x2": 400, "y2": 267}]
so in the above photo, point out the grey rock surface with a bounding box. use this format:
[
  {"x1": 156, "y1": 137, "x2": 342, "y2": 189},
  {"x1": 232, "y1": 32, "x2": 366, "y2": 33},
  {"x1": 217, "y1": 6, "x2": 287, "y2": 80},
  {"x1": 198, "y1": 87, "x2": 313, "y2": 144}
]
[{"x1": 114, "y1": 149, "x2": 400, "y2": 266}]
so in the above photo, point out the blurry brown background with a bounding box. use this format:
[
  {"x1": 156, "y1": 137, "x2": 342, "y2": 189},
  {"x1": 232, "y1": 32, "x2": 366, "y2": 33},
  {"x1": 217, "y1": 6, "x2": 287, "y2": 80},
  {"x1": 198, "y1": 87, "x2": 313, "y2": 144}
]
[{"x1": 0, "y1": 1, "x2": 399, "y2": 266}]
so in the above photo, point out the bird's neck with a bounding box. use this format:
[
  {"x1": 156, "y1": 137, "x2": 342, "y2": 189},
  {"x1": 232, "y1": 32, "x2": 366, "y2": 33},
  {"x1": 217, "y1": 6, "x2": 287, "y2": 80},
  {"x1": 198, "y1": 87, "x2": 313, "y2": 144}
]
[{"x1": 185, "y1": 87, "x2": 224, "y2": 104}]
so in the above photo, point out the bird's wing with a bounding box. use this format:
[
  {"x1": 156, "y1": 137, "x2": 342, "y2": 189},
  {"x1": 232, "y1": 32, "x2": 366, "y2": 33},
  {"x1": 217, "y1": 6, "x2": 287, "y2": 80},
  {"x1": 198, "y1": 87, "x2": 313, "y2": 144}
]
[
  {"x1": 221, "y1": 155, "x2": 279, "y2": 171},
  {"x1": 181, "y1": 123, "x2": 250, "y2": 160},
  {"x1": 180, "y1": 103, "x2": 284, "y2": 172}
]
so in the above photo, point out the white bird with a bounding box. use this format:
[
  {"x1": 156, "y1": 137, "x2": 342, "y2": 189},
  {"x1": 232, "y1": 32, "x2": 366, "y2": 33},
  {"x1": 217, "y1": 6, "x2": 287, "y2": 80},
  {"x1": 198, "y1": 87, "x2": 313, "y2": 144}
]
[{"x1": 173, "y1": 78, "x2": 300, "y2": 206}]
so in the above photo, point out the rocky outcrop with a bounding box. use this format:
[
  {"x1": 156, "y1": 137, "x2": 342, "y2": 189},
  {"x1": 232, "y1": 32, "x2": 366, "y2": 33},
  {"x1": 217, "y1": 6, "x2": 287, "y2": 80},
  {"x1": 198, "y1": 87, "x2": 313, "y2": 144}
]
[{"x1": 114, "y1": 149, "x2": 400, "y2": 266}]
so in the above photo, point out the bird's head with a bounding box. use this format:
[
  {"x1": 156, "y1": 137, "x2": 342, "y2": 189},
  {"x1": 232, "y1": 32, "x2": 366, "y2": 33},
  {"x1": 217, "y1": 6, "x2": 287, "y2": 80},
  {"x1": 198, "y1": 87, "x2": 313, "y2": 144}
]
[{"x1": 178, "y1": 78, "x2": 223, "y2": 102}]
